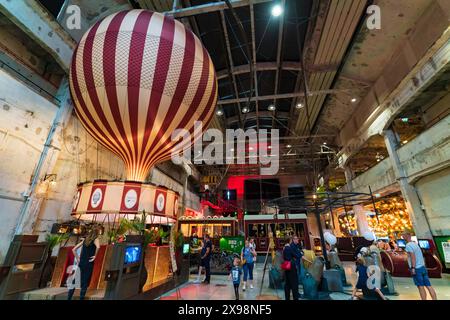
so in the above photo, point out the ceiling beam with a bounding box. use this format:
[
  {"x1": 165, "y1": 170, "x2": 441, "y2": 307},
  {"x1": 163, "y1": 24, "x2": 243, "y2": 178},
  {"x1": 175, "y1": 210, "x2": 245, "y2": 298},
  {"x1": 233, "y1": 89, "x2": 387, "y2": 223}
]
[
  {"x1": 226, "y1": 111, "x2": 290, "y2": 124},
  {"x1": 165, "y1": 0, "x2": 272, "y2": 18},
  {"x1": 219, "y1": 9, "x2": 243, "y2": 127},
  {"x1": 249, "y1": 1, "x2": 260, "y2": 132},
  {"x1": 271, "y1": 0, "x2": 286, "y2": 128},
  {"x1": 218, "y1": 88, "x2": 351, "y2": 105},
  {"x1": 216, "y1": 61, "x2": 341, "y2": 80},
  {"x1": 0, "y1": 0, "x2": 76, "y2": 72}
]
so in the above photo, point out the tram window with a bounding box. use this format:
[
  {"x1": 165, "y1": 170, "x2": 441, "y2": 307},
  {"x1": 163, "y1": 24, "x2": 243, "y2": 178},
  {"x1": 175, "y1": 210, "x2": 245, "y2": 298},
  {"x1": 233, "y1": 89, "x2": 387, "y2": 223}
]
[
  {"x1": 257, "y1": 224, "x2": 267, "y2": 237},
  {"x1": 295, "y1": 223, "x2": 305, "y2": 238},
  {"x1": 286, "y1": 223, "x2": 295, "y2": 236},
  {"x1": 269, "y1": 224, "x2": 276, "y2": 236},
  {"x1": 248, "y1": 224, "x2": 258, "y2": 237},
  {"x1": 190, "y1": 225, "x2": 199, "y2": 237},
  {"x1": 180, "y1": 224, "x2": 189, "y2": 237},
  {"x1": 223, "y1": 225, "x2": 231, "y2": 236}
]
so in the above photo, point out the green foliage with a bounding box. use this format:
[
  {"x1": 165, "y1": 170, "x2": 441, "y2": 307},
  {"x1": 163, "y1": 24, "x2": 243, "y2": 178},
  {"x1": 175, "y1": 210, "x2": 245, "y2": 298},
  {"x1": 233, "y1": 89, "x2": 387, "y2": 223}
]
[
  {"x1": 45, "y1": 233, "x2": 69, "y2": 251},
  {"x1": 172, "y1": 229, "x2": 185, "y2": 249}
]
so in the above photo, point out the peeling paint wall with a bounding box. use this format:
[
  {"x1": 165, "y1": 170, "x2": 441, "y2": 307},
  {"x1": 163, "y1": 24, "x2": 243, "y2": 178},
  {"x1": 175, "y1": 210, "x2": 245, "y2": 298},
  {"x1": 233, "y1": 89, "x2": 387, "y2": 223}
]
[{"x1": 0, "y1": 68, "x2": 57, "y2": 260}]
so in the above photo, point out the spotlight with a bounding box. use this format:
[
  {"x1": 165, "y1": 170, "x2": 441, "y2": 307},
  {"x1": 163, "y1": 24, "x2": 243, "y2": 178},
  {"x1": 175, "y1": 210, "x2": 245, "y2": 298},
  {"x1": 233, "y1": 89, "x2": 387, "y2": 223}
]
[
  {"x1": 216, "y1": 109, "x2": 223, "y2": 116},
  {"x1": 271, "y1": 4, "x2": 283, "y2": 17},
  {"x1": 351, "y1": 98, "x2": 357, "y2": 103},
  {"x1": 286, "y1": 144, "x2": 292, "y2": 148},
  {"x1": 296, "y1": 103, "x2": 304, "y2": 109},
  {"x1": 268, "y1": 104, "x2": 276, "y2": 111},
  {"x1": 242, "y1": 107, "x2": 249, "y2": 113}
]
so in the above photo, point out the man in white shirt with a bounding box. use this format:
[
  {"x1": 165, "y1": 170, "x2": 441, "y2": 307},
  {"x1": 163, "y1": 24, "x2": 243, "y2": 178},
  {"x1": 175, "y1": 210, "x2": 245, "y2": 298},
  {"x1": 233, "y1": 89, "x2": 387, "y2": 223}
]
[{"x1": 402, "y1": 232, "x2": 437, "y2": 300}]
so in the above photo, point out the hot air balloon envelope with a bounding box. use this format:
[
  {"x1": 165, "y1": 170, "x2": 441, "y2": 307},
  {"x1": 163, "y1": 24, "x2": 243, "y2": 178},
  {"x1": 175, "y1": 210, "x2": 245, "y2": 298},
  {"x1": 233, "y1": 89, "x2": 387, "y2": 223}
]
[{"x1": 69, "y1": 10, "x2": 217, "y2": 181}]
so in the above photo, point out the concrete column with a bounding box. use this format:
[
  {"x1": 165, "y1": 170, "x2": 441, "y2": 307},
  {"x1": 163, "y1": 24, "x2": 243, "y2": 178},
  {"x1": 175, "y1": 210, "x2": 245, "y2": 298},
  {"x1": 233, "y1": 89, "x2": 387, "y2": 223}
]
[
  {"x1": 353, "y1": 204, "x2": 371, "y2": 236},
  {"x1": 383, "y1": 129, "x2": 433, "y2": 238},
  {"x1": 344, "y1": 166, "x2": 353, "y2": 191}
]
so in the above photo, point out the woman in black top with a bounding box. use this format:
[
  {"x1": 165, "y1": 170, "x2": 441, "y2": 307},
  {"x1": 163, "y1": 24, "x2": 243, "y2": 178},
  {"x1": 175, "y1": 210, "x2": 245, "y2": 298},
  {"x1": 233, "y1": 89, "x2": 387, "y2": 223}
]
[{"x1": 68, "y1": 228, "x2": 100, "y2": 300}]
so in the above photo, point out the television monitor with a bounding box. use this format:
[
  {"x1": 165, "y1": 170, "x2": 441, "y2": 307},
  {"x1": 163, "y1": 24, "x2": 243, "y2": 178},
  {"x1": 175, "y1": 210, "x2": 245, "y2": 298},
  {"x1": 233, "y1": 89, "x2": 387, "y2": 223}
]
[
  {"x1": 182, "y1": 243, "x2": 190, "y2": 255},
  {"x1": 418, "y1": 240, "x2": 430, "y2": 250},
  {"x1": 396, "y1": 239, "x2": 406, "y2": 248},
  {"x1": 124, "y1": 245, "x2": 141, "y2": 265}
]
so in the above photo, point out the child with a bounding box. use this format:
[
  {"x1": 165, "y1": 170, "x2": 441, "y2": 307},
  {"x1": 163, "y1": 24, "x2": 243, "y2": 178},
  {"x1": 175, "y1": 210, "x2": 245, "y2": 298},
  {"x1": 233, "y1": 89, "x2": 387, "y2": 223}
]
[
  {"x1": 229, "y1": 257, "x2": 242, "y2": 300},
  {"x1": 351, "y1": 257, "x2": 387, "y2": 300}
]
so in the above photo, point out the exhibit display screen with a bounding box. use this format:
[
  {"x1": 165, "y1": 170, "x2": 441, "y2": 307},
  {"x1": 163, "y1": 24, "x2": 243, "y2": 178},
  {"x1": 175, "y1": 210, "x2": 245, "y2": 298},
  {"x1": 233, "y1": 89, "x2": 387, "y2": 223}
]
[
  {"x1": 419, "y1": 240, "x2": 430, "y2": 250},
  {"x1": 124, "y1": 245, "x2": 141, "y2": 265},
  {"x1": 183, "y1": 243, "x2": 190, "y2": 254},
  {"x1": 397, "y1": 239, "x2": 406, "y2": 248}
]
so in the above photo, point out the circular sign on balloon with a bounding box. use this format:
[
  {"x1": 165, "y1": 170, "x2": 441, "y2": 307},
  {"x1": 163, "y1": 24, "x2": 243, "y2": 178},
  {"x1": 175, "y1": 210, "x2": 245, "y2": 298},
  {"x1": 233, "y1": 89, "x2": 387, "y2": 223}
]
[
  {"x1": 156, "y1": 193, "x2": 165, "y2": 212},
  {"x1": 69, "y1": 10, "x2": 218, "y2": 182},
  {"x1": 124, "y1": 189, "x2": 138, "y2": 209},
  {"x1": 91, "y1": 188, "x2": 103, "y2": 208}
]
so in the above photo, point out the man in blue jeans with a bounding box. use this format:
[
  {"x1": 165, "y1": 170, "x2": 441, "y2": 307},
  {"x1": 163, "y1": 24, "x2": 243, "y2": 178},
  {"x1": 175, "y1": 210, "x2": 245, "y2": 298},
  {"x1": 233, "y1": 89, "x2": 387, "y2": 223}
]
[
  {"x1": 200, "y1": 234, "x2": 212, "y2": 284},
  {"x1": 403, "y1": 232, "x2": 437, "y2": 300}
]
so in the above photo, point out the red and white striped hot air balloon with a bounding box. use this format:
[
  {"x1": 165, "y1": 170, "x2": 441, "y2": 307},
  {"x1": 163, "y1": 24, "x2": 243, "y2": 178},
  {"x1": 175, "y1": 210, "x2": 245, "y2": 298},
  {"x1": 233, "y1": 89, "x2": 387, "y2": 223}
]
[{"x1": 69, "y1": 10, "x2": 217, "y2": 181}]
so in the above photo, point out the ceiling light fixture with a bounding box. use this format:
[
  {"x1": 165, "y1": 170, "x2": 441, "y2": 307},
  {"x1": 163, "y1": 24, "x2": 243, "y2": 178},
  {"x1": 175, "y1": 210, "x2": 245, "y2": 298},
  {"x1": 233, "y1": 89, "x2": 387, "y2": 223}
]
[
  {"x1": 296, "y1": 103, "x2": 304, "y2": 109},
  {"x1": 242, "y1": 107, "x2": 249, "y2": 113},
  {"x1": 271, "y1": 4, "x2": 283, "y2": 17},
  {"x1": 216, "y1": 109, "x2": 223, "y2": 116},
  {"x1": 268, "y1": 104, "x2": 276, "y2": 111},
  {"x1": 351, "y1": 98, "x2": 357, "y2": 103},
  {"x1": 286, "y1": 144, "x2": 292, "y2": 148}
]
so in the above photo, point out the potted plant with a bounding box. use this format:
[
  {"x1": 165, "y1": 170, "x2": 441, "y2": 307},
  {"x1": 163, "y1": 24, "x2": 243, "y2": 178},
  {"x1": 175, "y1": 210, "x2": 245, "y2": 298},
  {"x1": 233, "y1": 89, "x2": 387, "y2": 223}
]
[{"x1": 40, "y1": 233, "x2": 69, "y2": 287}]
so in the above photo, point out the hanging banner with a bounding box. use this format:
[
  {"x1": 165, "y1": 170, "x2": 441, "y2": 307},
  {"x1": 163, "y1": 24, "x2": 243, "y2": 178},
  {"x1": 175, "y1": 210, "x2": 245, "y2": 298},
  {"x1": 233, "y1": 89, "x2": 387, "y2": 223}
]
[
  {"x1": 87, "y1": 181, "x2": 107, "y2": 213},
  {"x1": 120, "y1": 182, "x2": 142, "y2": 213},
  {"x1": 154, "y1": 189, "x2": 167, "y2": 214}
]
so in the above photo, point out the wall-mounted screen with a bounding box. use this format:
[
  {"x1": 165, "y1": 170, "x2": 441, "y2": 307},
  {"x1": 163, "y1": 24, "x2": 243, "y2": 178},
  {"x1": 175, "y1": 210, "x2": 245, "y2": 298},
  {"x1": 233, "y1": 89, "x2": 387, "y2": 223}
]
[
  {"x1": 183, "y1": 243, "x2": 190, "y2": 254},
  {"x1": 124, "y1": 245, "x2": 141, "y2": 265},
  {"x1": 418, "y1": 240, "x2": 430, "y2": 250}
]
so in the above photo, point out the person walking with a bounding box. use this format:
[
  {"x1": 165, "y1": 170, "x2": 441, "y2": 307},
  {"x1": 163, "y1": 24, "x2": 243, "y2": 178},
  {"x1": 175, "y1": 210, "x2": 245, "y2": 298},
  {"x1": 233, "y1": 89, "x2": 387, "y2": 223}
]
[
  {"x1": 229, "y1": 257, "x2": 243, "y2": 300},
  {"x1": 282, "y1": 237, "x2": 299, "y2": 300},
  {"x1": 241, "y1": 240, "x2": 257, "y2": 291},
  {"x1": 200, "y1": 234, "x2": 212, "y2": 284},
  {"x1": 68, "y1": 228, "x2": 100, "y2": 300},
  {"x1": 403, "y1": 232, "x2": 437, "y2": 300}
]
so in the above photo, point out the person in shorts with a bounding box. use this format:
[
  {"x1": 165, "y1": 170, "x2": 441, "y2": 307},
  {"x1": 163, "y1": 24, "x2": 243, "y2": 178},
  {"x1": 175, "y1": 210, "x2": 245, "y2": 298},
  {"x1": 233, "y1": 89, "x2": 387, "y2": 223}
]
[
  {"x1": 402, "y1": 232, "x2": 437, "y2": 300},
  {"x1": 229, "y1": 257, "x2": 242, "y2": 300}
]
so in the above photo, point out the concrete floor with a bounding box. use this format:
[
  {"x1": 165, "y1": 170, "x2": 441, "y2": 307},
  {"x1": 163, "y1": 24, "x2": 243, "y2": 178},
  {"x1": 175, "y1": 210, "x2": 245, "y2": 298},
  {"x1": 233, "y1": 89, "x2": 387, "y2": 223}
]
[{"x1": 159, "y1": 262, "x2": 450, "y2": 300}]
